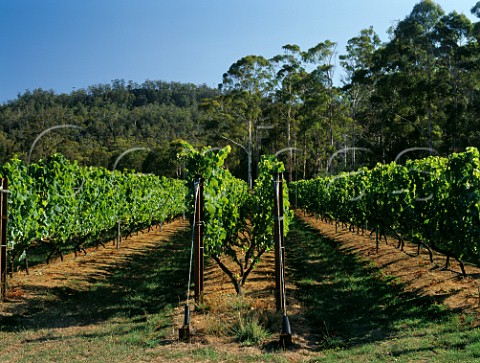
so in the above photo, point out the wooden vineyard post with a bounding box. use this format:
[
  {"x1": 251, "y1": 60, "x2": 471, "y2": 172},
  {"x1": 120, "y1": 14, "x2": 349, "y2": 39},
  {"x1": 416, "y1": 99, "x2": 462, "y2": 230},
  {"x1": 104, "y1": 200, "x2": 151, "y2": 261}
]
[
  {"x1": 273, "y1": 173, "x2": 292, "y2": 347},
  {"x1": 116, "y1": 220, "x2": 121, "y2": 250},
  {"x1": 273, "y1": 173, "x2": 285, "y2": 312},
  {"x1": 194, "y1": 179, "x2": 204, "y2": 304},
  {"x1": 200, "y1": 179, "x2": 204, "y2": 298},
  {"x1": 1, "y1": 179, "x2": 8, "y2": 302}
]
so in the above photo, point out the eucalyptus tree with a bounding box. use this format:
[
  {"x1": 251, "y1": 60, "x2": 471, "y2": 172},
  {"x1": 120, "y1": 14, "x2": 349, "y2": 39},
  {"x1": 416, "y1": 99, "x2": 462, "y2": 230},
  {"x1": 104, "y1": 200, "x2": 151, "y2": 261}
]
[
  {"x1": 298, "y1": 40, "x2": 345, "y2": 175},
  {"x1": 467, "y1": 2, "x2": 480, "y2": 147},
  {"x1": 305, "y1": 41, "x2": 337, "y2": 148},
  {"x1": 340, "y1": 26, "x2": 382, "y2": 168},
  {"x1": 370, "y1": 0, "x2": 445, "y2": 161},
  {"x1": 214, "y1": 55, "x2": 275, "y2": 188},
  {"x1": 270, "y1": 44, "x2": 308, "y2": 181},
  {"x1": 433, "y1": 11, "x2": 475, "y2": 152}
]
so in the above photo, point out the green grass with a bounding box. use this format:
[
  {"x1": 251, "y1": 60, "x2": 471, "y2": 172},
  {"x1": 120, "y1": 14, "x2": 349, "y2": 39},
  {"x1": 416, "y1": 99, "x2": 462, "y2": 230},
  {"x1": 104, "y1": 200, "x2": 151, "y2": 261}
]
[
  {"x1": 287, "y1": 218, "x2": 480, "y2": 362},
  {"x1": 2, "y1": 217, "x2": 480, "y2": 362},
  {"x1": 0, "y1": 225, "x2": 190, "y2": 361},
  {"x1": 231, "y1": 313, "x2": 271, "y2": 345}
]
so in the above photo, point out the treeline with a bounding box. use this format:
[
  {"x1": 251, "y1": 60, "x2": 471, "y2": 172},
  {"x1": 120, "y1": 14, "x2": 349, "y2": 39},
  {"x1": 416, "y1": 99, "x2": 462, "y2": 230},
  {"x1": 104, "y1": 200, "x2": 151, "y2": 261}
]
[
  {"x1": 202, "y1": 0, "x2": 480, "y2": 181},
  {"x1": 0, "y1": 80, "x2": 219, "y2": 176},
  {"x1": 2, "y1": 0, "x2": 480, "y2": 180}
]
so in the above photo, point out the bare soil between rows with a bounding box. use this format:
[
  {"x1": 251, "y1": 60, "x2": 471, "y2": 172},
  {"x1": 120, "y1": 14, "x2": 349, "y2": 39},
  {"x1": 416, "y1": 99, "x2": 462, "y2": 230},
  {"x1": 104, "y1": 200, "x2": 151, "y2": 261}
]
[
  {"x1": 1, "y1": 213, "x2": 480, "y2": 359},
  {"x1": 297, "y1": 211, "x2": 480, "y2": 315},
  {"x1": 0, "y1": 219, "x2": 189, "y2": 318}
]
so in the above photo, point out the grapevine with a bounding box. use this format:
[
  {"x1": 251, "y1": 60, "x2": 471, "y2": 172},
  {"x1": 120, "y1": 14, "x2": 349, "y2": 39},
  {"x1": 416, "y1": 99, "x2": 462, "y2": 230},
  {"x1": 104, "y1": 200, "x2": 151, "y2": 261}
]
[
  {"x1": 291, "y1": 147, "x2": 480, "y2": 275},
  {"x1": 0, "y1": 154, "x2": 187, "y2": 268},
  {"x1": 179, "y1": 142, "x2": 291, "y2": 294}
]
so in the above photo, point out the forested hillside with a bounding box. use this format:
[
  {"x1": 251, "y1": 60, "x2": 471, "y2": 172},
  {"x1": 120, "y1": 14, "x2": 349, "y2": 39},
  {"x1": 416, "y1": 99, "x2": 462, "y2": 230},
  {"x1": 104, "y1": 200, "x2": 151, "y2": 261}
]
[
  {"x1": 2, "y1": 0, "x2": 480, "y2": 180},
  {"x1": 0, "y1": 80, "x2": 219, "y2": 177}
]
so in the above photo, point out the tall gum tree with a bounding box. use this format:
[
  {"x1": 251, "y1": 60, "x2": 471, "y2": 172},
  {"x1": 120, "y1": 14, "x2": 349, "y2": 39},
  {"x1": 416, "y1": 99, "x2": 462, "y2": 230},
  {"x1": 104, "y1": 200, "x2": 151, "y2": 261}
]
[
  {"x1": 214, "y1": 55, "x2": 274, "y2": 189},
  {"x1": 298, "y1": 40, "x2": 345, "y2": 175},
  {"x1": 370, "y1": 0, "x2": 445, "y2": 161},
  {"x1": 270, "y1": 44, "x2": 307, "y2": 181},
  {"x1": 433, "y1": 11, "x2": 475, "y2": 152},
  {"x1": 340, "y1": 26, "x2": 382, "y2": 169}
]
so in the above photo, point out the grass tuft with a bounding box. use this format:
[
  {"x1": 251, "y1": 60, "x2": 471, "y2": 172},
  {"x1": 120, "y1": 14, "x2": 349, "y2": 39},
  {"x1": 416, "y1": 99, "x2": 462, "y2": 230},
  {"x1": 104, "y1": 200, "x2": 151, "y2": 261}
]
[{"x1": 230, "y1": 313, "x2": 271, "y2": 345}]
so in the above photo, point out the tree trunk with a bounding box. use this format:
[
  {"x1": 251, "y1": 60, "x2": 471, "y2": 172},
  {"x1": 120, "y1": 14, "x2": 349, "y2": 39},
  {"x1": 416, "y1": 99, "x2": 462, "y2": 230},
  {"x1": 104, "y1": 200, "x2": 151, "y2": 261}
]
[
  {"x1": 247, "y1": 119, "x2": 253, "y2": 189},
  {"x1": 211, "y1": 255, "x2": 242, "y2": 295}
]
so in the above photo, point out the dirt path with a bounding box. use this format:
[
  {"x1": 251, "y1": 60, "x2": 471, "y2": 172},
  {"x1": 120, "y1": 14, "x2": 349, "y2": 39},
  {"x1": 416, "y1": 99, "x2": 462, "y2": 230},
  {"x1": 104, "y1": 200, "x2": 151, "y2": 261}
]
[
  {"x1": 4, "y1": 212, "x2": 480, "y2": 319},
  {"x1": 0, "y1": 217, "x2": 312, "y2": 361},
  {"x1": 4, "y1": 213, "x2": 479, "y2": 322},
  {"x1": 1, "y1": 218, "x2": 189, "y2": 317},
  {"x1": 3, "y1": 212, "x2": 480, "y2": 362},
  {"x1": 297, "y1": 212, "x2": 480, "y2": 315}
]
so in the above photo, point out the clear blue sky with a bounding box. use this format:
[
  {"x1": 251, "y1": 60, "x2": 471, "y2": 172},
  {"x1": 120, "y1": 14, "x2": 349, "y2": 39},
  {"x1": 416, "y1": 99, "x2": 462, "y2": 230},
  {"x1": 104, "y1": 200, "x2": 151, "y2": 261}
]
[{"x1": 0, "y1": 0, "x2": 477, "y2": 104}]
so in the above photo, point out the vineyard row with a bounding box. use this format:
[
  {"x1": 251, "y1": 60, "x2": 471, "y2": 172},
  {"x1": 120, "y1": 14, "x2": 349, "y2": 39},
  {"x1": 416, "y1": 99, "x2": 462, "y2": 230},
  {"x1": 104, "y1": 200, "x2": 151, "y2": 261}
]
[
  {"x1": 0, "y1": 153, "x2": 187, "y2": 269},
  {"x1": 291, "y1": 147, "x2": 480, "y2": 275},
  {"x1": 180, "y1": 142, "x2": 292, "y2": 295}
]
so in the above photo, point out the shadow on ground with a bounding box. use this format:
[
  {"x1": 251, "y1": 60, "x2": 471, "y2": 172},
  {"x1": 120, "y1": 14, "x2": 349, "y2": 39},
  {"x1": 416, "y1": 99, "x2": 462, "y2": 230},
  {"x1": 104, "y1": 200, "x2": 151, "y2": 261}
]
[
  {"x1": 286, "y1": 218, "x2": 452, "y2": 350},
  {"x1": 0, "y1": 225, "x2": 192, "y2": 333}
]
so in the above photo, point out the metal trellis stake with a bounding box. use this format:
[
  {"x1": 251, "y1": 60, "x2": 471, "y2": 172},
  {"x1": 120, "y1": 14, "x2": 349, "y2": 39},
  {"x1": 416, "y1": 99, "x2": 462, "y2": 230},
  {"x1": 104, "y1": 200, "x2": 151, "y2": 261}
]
[
  {"x1": 194, "y1": 179, "x2": 204, "y2": 304},
  {"x1": 1, "y1": 179, "x2": 8, "y2": 302},
  {"x1": 179, "y1": 304, "x2": 191, "y2": 342},
  {"x1": 273, "y1": 172, "x2": 292, "y2": 347},
  {"x1": 273, "y1": 173, "x2": 284, "y2": 312},
  {"x1": 180, "y1": 179, "x2": 202, "y2": 342}
]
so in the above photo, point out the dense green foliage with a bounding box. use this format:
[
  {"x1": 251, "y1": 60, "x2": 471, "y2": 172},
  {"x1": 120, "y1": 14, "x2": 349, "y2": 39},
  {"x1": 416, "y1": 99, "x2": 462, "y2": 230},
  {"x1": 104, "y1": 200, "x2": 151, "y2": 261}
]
[
  {"x1": 179, "y1": 142, "x2": 291, "y2": 294},
  {"x1": 291, "y1": 147, "x2": 480, "y2": 273},
  {"x1": 0, "y1": 81, "x2": 219, "y2": 176},
  {"x1": 2, "y1": 2, "x2": 480, "y2": 182},
  {"x1": 0, "y1": 154, "x2": 186, "y2": 264}
]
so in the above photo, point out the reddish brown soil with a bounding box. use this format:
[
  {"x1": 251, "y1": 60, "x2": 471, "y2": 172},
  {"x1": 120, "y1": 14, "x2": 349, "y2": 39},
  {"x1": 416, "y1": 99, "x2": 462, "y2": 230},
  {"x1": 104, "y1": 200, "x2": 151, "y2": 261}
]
[
  {"x1": 2, "y1": 213, "x2": 480, "y2": 360},
  {"x1": 297, "y1": 211, "x2": 480, "y2": 315},
  {"x1": 1, "y1": 219, "x2": 188, "y2": 316}
]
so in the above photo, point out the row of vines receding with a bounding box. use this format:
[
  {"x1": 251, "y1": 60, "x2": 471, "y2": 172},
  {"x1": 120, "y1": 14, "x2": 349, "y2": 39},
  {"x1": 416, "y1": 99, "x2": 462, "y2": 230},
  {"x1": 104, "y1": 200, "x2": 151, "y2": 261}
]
[
  {"x1": 0, "y1": 153, "x2": 187, "y2": 271},
  {"x1": 291, "y1": 146, "x2": 480, "y2": 276}
]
